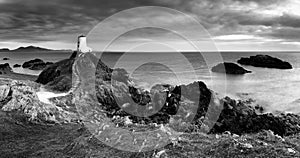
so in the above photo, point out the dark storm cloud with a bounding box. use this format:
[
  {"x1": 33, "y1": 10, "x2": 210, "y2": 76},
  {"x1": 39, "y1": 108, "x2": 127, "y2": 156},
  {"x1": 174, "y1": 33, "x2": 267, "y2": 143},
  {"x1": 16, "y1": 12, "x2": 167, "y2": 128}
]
[
  {"x1": 238, "y1": 13, "x2": 300, "y2": 28},
  {"x1": 0, "y1": 0, "x2": 141, "y2": 42},
  {"x1": 263, "y1": 27, "x2": 300, "y2": 41},
  {"x1": 1, "y1": 0, "x2": 300, "y2": 48}
]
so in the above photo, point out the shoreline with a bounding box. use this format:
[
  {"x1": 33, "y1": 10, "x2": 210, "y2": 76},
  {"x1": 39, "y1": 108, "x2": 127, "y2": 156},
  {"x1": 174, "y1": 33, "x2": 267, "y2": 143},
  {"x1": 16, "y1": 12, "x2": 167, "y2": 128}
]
[{"x1": 0, "y1": 72, "x2": 37, "y2": 81}]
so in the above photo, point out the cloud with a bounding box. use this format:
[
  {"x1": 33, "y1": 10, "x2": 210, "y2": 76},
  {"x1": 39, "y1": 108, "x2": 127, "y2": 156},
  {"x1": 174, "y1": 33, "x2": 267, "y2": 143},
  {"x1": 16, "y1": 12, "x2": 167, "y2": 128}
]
[
  {"x1": 0, "y1": 0, "x2": 299, "y2": 51},
  {"x1": 213, "y1": 34, "x2": 263, "y2": 41}
]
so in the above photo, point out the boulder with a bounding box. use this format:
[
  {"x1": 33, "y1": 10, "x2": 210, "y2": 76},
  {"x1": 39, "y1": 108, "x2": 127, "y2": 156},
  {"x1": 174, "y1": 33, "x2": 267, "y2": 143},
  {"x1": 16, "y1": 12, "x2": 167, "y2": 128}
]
[
  {"x1": 3, "y1": 57, "x2": 9, "y2": 60},
  {"x1": 212, "y1": 62, "x2": 251, "y2": 74},
  {"x1": 237, "y1": 55, "x2": 292, "y2": 69},
  {"x1": 0, "y1": 63, "x2": 13, "y2": 74},
  {"x1": 36, "y1": 51, "x2": 77, "y2": 92}
]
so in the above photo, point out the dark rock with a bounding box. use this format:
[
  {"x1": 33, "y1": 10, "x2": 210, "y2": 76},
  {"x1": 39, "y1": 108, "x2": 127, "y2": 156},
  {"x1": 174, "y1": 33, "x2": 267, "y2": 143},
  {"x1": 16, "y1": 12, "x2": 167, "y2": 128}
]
[
  {"x1": 0, "y1": 48, "x2": 9, "y2": 52},
  {"x1": 22, "y1": 58, "x2": 44, "y2": 68},
  {"x1": 28, "y1": 62, "x2": 53, "y2": 70},
  {"x1": 0, "y1": 63, "x2": 12, "y2": 74},
  {"x1": 237, "y1": 55, "x2": 292, "y2": 69},
  {"x1": 44, "y1": 75, "x2": 72, "y2": 92},
  {"x1": 210, "y1": 97, "x2": 300, "y2": 136},
  {"x1": 45, "y1": 62, "x2": 54, "y2": 65},
  {"x1": 212, "y1": 62, "x2": 251, "y2": 74},
  {"x1": 36, "y1": 51, "x2": 77, "y2": 92},
  {"x1": 3, "y1": 57, "x2": 9, "y2": 60},
  {"x1": 13, "y1": 64, "x2": 21, "y2": 68}
]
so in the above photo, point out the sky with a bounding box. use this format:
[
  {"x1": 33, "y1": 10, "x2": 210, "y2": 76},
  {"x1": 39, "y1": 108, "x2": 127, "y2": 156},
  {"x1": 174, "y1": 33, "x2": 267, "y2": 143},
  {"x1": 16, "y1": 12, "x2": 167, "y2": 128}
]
[{"x1": 0, "y1": 0, "x2": 300, "y2": 51}]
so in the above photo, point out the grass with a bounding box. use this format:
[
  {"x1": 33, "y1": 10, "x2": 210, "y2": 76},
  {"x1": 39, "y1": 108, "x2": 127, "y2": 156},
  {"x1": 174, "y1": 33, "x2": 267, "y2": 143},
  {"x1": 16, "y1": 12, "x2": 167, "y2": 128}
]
[{"x1": 1, "y1": 109, "x2": 300, "y2": 158}]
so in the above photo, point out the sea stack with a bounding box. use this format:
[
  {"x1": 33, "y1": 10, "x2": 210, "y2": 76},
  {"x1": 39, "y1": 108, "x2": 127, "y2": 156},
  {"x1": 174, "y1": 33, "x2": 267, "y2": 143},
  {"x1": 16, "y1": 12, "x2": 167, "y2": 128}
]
[
  {"x1": 237, "y1": 55, "x2": 293, "y2": 69},
  {"x1": 77, "y1": 35, "x2": 92, "y2": 53},
  {"x1": 212, "y1": 62, "x2": 251, "y2": 74}
]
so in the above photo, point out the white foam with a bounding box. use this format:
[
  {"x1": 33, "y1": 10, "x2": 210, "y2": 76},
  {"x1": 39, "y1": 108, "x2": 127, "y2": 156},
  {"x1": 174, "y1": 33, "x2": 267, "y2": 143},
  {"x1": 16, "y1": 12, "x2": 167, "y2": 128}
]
[{"x1": 36, "y1": 89, "x2": 69, "y2": 104}]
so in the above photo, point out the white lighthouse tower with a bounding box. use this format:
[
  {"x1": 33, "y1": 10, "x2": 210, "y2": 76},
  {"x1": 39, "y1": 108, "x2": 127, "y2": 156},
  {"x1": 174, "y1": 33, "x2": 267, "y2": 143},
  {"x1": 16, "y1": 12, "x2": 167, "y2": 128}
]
[{"x1": 77, "y1": 35, "x2": 92, "y2": 53}]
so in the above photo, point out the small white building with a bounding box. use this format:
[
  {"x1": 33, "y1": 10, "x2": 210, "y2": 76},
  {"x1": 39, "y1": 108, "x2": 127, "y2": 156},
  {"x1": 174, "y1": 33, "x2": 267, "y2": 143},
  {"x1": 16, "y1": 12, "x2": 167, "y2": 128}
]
[{"x1": 77, "y1": 35, "x2": 92, "y2": 53}]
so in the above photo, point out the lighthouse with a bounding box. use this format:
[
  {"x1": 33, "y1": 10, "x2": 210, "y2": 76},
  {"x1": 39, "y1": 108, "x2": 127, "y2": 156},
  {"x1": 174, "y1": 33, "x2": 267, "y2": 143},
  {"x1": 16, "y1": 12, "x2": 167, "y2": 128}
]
[{"x1": 77, "y1": 35, "x2": 92, "y2": 53}]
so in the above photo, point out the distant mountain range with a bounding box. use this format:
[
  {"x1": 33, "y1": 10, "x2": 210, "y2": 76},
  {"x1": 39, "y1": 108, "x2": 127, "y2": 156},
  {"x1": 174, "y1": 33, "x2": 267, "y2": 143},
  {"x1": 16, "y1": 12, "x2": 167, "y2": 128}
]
[{"x1": 0, "y1": 46, "x2": 71, "y2": 52}]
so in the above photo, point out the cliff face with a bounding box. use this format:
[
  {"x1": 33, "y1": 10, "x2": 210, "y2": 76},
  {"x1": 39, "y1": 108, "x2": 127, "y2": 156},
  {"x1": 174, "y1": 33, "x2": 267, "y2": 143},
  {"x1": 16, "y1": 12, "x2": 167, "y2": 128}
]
[{"x1": 36, "y1": 51, "x2": 77, "y2": 92}]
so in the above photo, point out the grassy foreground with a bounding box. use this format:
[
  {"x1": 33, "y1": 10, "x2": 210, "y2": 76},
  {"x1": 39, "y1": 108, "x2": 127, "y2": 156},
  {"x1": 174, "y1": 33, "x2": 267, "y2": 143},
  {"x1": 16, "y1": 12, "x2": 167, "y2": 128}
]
[{"x1": 1, "y1": 109, "x2": 300, "y2": 158}]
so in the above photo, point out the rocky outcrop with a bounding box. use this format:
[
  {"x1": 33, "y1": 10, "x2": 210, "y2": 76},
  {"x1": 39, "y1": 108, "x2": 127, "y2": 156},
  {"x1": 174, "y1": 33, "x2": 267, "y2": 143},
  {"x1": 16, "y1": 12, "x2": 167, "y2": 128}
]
[
  {"x1": 36, "y1": 51, "x2": 77, "y2": 92},
  {"x1": 93, "y1": 52, "x2": 217, "y2": 126},
  {"x1": 13, "y1": 64, "x2": 21, "y2": 68},
  {"x1": 0, "y1": 63, "x2": 13, "y2": 74},
  {"x1": 212, "y1": 62, "x2": 251, "y2": 74},
  {"x1": 22, "y1": 59, "x2": 53, "y2": 70},
  {"x1": 0, "y1": 80, "x2": 79, "y2": 123},
  {"x1": 29, "y1": 62, "x2": 53, "y2": 70},
  {"x1": 237, "y1": 55, "x2": 292, "y2": 69},
  {"x1": 210, "y1": 97, "x2": 300, "y2": 136},
  {"x1": 22, "y1": 58, "x2": 44, "y2": 68}
]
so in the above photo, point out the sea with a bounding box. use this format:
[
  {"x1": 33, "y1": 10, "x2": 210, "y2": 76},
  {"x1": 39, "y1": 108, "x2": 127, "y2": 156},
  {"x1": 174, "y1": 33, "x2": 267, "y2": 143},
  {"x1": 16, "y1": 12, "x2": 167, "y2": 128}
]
[{"x1": 1, "y1": 51, "x2": 300, "y2": 114}]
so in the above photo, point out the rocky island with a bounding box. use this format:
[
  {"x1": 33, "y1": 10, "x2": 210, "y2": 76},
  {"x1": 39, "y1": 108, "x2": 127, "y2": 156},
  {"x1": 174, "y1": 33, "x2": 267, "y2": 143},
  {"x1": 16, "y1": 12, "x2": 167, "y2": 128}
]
[
  {"x1": 22, "y1": 58, "x2": 53, "y2": 70},
  {"x1": 237, "y1": 54, "x2": 293, "y2": 69},
  {"x1": 13, "y1": 64, "x2": 21, "y2": 68},
  {"x1": 212, "y1": 62, "x2": 251, "y2": 74}
]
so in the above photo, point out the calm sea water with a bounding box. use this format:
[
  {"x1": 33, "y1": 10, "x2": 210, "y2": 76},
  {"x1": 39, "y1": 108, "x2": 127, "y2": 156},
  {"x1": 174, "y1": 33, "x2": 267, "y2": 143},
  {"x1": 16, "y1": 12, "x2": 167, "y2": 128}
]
[
  {"x1": 1, "y1": 51, "x2": 300, "y2": 114},
  {"x1": 100, "y1": 51, "x2": 300, "y2": 114},
  {"x1": 0, "y1": 51, "x2": 72, "y2": 75}
]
